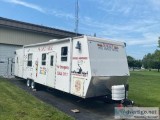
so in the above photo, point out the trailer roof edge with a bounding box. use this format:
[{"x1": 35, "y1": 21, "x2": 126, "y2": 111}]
[
  {"x1": 24, "y1": 35, "x2": 125, "y2": 48},
  {"x1": 24, "y1": 37, "x2": 72, "y2": 48},
  {"x1": 86, "y1": 36, "x2": 125, "y2": 46}
]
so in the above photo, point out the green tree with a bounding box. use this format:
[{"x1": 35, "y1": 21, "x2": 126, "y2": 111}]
[
  {"x1": 127, "y1": 56, "x2": 142, "y2": 71},
  {"x1": 127, "y1": 56, "x2": 135, "y2": 68},
  {"x1": 134, "y1": 59, "x2": 142, "y2": 68},
  {"x1": 158, "y1": 37, "x2": 160, "y2": 48},
  {"x1": 142, "y1": 53, "x2": 154, "y2": 71},
  {"x1": 153, "y1": 50, "x2": 160, "y2": 72}
]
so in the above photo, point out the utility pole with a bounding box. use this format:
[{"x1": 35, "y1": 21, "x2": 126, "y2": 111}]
[{"x1": 75, "y1": 0, "x2": 79, "y2": 36}]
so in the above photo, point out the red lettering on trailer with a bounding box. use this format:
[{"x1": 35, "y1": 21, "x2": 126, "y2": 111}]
[
  {"x1": 73, "y1": 57, "x2": 88, "y2": 60},
  {"x1": 73, "y1": 57, "x2": 78, "y2": 60},
  {"x1": 57, "y1": 65, "x2": 69, "y2": 70},
  {"x1": 57, "y1": 71, "x2": 69, "y2": 76},
  {"x1": 79, "y1": 57, "x2": 87, "y2": 60},
  {"x1": 38, "y1": 46, "x2": 53, "y2": 52},
  {"x1": 48, "y1": 46, "x2": 53, "y2": 51},
  {"x1": 57, "y1": 65, "x2": 60, "y2": 68},
  {"x1": 63, "y1": 72, "x2": 68, "y2": 76},
  {"x1": 60, "y1": 65, "x2": 69, "y2": 70},
  {"x1": 57, "y1": 71, "x2": 62, "y2": 75},
  {"x1": 35, "y1": 59, "x2": 38, "y2": 77},
  {"x1": 97, "y1": 43, "x2": 119, "y2": 52}
]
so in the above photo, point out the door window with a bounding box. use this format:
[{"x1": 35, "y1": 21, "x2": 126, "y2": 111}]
[
  {"x1": 27, "y1": 54, "x2": 32, "y2": 66},
  {"x1": 17, "y1": 57, "x2": 18, "y2": 63},
  {"x1": 50, "y1": 56, "x2": 54, "y2": 66}
]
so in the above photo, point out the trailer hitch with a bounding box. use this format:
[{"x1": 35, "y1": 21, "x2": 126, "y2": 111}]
[
  {"x1": 121, "y1": 99, "x2": 134, "y2": 107},
  {"x1": 120, "y1": 84, "x2": 134, "y2": 107}
]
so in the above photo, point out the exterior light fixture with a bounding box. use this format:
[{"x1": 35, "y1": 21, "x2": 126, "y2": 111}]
[{"x1": 75, "y1": 41, "x2": 81, "y2": 50}]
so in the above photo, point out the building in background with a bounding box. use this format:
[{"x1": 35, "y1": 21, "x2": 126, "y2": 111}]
[{"x1": 0, "y1": 17, "x2": 80, "y2": 77}]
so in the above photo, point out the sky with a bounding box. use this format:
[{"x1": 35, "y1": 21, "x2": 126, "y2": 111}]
[{"x1": 0, "y1": 0, "x2": 160, "y2": 59}]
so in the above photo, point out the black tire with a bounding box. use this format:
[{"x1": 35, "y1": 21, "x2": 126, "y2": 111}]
[
  {"x1": 31, "y1": 80, "x2": 36, "y2": 89},
  {"x1": 27, "y1": 79, "x2": 31, "y2": 87}
]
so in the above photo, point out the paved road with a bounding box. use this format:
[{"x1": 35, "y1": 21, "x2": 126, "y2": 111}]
[{"x1": 7, "y1": 78, "x2": 117, "y2": 120}]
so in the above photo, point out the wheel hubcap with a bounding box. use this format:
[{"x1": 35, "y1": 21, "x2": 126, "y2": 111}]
[
  {"x1": 31, "y1": 82, "x2": 35, "y2": 89},
  {"x1": 27, "y1": 80, "x2": 30, "y2": 86}
]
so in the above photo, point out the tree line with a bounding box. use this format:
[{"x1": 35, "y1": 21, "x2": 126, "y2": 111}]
[
  {"x1": 127, "y1": 56, "x2": 142, "y2": 70},
  {"x1": 127, "y1": 38, "x2": 160, "y2": 72}
]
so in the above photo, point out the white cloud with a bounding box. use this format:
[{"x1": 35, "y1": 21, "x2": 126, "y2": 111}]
[
  {"x1": 124, "y1": 33, "x2": 159, "y2": 46},
  {"x1": 98, "y1": 0, "x2": 133, "y2": 15},
  {"x1": 2, "y1": 0, "x2": 160, "y2": 49},
  {"x1": 78, "y1": 14, "x2": 160, "y2": 47},
  {"x1": 81, "y1": 16, "x2": 110, "y2": 29},
  {"x1": 2, "y1": 0, "x2": 45, "y2": 13},
  {"x1": 149, "y1": 0, "x2": 160, "y2": 10},
  {"x1": 49, "y1": 9, "x2": 74, "y2": 19},
  {"x1": 1, "y1": 0, "x2": 74, "y2": 19},
  {"x1": 142, "y1": 44, "x2": 157, "y2": 48},
  {"x1": 80, "y1": 16, "x2": 159, "y2": 34},
  {"x1": 127, "y1": 39, "x2": 155, "y2": 46}
]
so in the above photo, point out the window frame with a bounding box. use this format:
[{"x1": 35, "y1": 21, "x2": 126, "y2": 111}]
[
  {"x1": 61, "y1": 46, "x2": 68, "y2": 61},
  {"x1": 27, "y1": 53, "x2": 33, "y2": 67},
  {"x1": 42, "y1": 53, "x2": 46, "y2": 65}
]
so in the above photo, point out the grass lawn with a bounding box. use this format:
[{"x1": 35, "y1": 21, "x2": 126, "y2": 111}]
[
  {"x1": 128, "y1": 71, "x2": 160, "y2": 108},
  {"x1": 0, "y1": 78, "x2": 74, "y2": 120}
]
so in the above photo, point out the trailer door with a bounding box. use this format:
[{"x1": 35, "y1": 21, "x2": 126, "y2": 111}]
[{"x1": 46, "y1": 52, "x2": 56, "y2": 88}]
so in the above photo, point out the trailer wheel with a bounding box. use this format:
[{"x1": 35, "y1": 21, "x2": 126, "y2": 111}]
[
  {"x1": 27, "y1": 79, "x2": 31, "y2": 87},
  {"x1": 31, "y1": 81, "x2": 36, "y2": 89}
]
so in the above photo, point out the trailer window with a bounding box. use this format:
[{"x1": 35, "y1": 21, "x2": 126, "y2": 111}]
[
  {"x1": 50, "y1": 56, "x2": 54, "y2": 66},
  {"x1": 42, "y1": 53, "x2": 46, "y2": 65},
  {"x1": 61, "y1": 46, "x2": 68, "y2": 61},
  {"x1": 27, "y1": 54, "x2": 32, "y2": 66}
]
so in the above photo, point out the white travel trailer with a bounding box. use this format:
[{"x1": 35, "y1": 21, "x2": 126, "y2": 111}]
[{"x1": 15, "y1": 36, "x2": 130, "y2": 101}]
